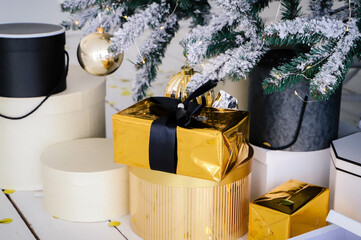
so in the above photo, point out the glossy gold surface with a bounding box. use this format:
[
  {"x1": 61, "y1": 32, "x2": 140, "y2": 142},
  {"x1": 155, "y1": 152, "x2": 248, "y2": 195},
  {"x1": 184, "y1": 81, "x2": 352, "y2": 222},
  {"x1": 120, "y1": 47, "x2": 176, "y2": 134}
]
[
  {"x1": 77, "y1": 28, "x2": 123, "y2": 76},
  {"x1": 129, "y1": 147, "x2": 253, "y2": 240},
  {"x1": 112, "y1": 99, "x2": 250, "y2": 182},
  {"x1": 164, "y1": 66, "x2": 213, "y2": 106},
  {"x1": 249, "y1": 179, "x2": 329, "y2": 240}
]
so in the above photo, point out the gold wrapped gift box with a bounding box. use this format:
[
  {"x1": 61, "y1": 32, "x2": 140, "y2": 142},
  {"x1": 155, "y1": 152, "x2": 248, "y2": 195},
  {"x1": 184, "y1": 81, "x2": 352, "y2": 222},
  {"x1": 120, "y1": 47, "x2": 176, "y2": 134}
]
[
  {"x1": 129, "y1": 146, "x2": 253, "y2": 240},
  {"x1": 112, "y1": 98, "x2": 249, "y2": 182},
  {"x1": 249, "y1": 179, "x2": 329, "y2": 240}
]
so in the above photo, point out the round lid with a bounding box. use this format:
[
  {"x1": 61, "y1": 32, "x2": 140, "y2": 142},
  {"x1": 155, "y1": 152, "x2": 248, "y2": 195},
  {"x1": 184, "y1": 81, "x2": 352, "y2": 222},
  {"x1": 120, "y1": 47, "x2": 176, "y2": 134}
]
[
  {"x1": 42, "y1": 138, "x2": 125, "y2": 173},
  {"x1": 0, "y1": 23, "x2": 65, "y2": 38}
]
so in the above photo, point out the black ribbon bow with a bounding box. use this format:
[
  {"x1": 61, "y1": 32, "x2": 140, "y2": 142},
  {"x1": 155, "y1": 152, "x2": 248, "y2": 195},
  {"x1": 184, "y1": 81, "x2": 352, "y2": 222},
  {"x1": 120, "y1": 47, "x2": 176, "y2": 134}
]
[{"x1": 148, "y1": 80, "x2": 218, "y2": 173}]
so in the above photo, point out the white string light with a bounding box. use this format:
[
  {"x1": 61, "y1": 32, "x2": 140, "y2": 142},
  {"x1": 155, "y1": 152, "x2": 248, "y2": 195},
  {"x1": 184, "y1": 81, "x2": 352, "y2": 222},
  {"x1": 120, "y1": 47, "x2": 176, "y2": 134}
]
[{"x1": 294, "y1": 90, "x2": 314, "y2": 103}]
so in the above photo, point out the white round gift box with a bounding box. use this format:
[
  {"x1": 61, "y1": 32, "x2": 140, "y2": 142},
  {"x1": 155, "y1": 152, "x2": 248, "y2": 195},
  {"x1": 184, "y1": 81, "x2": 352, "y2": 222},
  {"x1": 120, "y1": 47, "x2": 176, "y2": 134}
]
[
  {"x1": 42, "y1": 138, "x2": 129, "y2": 222},
  {"x1": 0, "y1": 65, "x2": 106, "y2": 190}
]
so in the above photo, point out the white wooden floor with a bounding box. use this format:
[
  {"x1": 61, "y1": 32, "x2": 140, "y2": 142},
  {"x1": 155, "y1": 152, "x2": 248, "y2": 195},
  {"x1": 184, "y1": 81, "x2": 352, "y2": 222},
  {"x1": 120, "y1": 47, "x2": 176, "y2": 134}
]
[{"x1": 0, "y1": 190, "x2": 248, "y2": 240}]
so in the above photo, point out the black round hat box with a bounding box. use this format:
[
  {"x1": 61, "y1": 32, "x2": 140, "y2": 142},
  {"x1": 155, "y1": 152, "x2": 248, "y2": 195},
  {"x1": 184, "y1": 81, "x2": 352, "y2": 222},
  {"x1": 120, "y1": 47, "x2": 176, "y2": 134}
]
[
  {"x1": 248, "y1": 49, "x2": 341, "y2": 151},
  {"x1": 0, "y1": 23, "x2": 66, "y2": 97}
]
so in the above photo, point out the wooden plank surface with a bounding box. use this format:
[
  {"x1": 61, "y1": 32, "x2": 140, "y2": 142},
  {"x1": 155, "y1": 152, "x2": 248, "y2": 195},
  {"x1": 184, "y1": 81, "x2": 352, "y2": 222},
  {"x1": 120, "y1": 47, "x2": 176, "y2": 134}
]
[
  {"x1": 4, "y1": 190, "x2": 248, "y2": 240},
  {"x1": 0, "y1": 190, "x2": 35, "y2": 240},
  {"x1": 8, "y1": 191, "x2": 126, "y2": 240}
]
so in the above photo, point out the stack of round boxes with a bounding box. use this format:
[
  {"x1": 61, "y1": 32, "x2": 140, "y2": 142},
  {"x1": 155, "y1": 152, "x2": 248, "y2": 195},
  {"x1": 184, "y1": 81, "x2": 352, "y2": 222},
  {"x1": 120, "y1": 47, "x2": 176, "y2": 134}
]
[{"x1": 0, "y1": 23, "x2": 128, "y2": 222}]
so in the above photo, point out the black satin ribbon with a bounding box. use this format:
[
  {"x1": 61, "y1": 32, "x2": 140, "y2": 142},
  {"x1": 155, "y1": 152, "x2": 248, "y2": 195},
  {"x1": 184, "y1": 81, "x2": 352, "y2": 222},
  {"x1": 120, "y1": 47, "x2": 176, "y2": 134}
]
[{"x1": 148, "y1": 80, "x2": 218, "y2": 173}]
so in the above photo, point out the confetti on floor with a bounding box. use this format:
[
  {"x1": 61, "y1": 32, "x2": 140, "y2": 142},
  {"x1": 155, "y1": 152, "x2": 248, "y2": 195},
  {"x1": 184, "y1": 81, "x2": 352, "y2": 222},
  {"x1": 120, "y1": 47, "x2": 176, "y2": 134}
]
[
  {"x1": 121, "y1": 90, "x2": 131, "y2": 96},
  {"x1": 3, "y1": 190, "x2": 15, "y2": 194},
  {"x1": 108, "y1": 221, "x2": 121, "y2": 227},
  {"x1": 0, "y1": 218, "x2": 12, "y2": 224}
]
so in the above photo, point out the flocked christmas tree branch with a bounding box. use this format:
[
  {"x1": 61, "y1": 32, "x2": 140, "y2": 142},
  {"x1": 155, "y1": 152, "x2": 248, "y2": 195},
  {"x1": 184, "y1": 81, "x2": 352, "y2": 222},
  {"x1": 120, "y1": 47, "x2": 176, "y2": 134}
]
[
  {"x1": 61, "y1": 0, "x2": 361, "y2": 101},
  {"x1": 132, "y1": 14, "x2": 179, "y2": 101},
  {"x1": 61, "y1": 0, "x2": 126, "y2": 32},
  {"x1": 310, "y1": 21, "x2": 361, "y2": 99},
  {"x1": 109, "y1": 1, "x2": 169, "y2": 54},
  {"x1": 263, "y1": 17, "x2": 361, "y2": 99},
  {"x1": 61, "y1": 0, "x2": 97, "y2": 13},
  {"x1": 181, "y1": 12, "x2": 242, "y2": 65},
  {"x1": 187, "y1": 30, "x2": 266, "y2": 92}
]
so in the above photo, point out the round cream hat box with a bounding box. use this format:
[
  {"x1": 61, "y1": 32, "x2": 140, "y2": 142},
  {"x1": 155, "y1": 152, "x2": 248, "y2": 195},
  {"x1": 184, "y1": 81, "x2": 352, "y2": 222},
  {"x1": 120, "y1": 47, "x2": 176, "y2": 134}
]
[
  {"x1": 42, "y1": 138, "x2": 129, "y2": 222},
  {"x1": 0, "y1": 65, "x2": 105, "y2": 190}
]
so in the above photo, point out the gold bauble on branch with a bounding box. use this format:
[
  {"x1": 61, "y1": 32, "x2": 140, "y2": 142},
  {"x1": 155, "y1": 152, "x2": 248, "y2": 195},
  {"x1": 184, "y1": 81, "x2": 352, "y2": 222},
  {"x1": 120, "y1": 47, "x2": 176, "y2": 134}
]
[
  {"x1": 164, "y1": 65, "x2": 213, "y2": 106},
  {"x1": 77, "y1": 27, "x2": 123, "y2": 76}
]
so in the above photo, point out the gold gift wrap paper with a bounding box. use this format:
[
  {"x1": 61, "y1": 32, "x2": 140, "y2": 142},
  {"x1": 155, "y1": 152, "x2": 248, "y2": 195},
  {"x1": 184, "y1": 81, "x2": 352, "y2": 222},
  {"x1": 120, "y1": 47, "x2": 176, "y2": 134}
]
[
  {"x1": 113, "y1": 98, "x2": 249, "y2": 182},
  {"x1": 129, "y1": 146, "x2": 253, "y2": 240},
  {"x1": 249, "y1": 179, "x2": 330, "y2": 240}
]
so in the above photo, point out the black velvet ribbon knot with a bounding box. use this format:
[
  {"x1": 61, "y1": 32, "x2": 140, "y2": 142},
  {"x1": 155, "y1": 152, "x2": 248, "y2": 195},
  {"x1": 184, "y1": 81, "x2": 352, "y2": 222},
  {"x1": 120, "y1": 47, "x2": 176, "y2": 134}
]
[{"x1": 148, "y1": 80, "x2": 218, "y2": 173}]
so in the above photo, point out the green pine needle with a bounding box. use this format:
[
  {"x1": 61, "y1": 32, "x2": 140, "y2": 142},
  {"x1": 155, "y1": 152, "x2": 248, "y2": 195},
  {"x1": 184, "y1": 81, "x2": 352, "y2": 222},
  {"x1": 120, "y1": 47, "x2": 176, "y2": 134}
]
[
  {"x1": 281, "y1": 0, "x2": 303, "y2": 20},
  {"x1": 205, "y1": 30, "x2": 242, "y2": 58},
  {"x1": 262, "y1": 40, "x2": 337, "y2": 96}
]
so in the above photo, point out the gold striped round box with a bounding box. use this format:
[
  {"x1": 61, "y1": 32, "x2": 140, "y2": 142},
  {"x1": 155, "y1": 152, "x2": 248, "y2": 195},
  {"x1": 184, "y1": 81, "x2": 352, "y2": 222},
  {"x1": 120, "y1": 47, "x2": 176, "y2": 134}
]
[{"x1": 129, "y1": 146, "x2": 253, "y2": 240}]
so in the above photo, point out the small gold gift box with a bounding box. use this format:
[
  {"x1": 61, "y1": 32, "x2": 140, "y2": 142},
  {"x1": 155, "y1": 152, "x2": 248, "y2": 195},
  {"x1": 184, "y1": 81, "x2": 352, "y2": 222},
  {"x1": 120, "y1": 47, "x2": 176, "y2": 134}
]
[
  {"x1": 249, "y1": 179, "x2": 329, "y2": 240},
  {"x1": 112, "y1": 98, "x2": 249, "y2": 182}
]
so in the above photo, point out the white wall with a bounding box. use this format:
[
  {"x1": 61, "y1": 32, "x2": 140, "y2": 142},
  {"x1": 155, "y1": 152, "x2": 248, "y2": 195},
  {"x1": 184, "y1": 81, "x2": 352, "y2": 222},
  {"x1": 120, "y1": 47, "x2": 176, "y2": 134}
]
[{"x1": 0, "y1": 0, "x2": 66, "y2": 24}]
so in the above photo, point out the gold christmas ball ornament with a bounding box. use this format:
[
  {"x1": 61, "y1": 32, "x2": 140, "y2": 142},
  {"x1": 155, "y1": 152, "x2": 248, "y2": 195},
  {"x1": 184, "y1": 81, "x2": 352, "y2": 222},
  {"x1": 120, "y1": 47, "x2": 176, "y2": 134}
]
[
  {"x1": 77, "y1": 27, "x2": 124, "y2": 76},
  {"x1": 164, "y1": 66, "x2": 213, "y2": 106}
]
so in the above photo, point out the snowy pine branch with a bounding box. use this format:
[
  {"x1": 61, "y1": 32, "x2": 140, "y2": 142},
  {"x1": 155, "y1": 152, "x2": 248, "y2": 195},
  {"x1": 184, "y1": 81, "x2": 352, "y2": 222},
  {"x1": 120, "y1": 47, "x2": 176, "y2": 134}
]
[
  {"x1": 61, "y1": 0, "x2": 361, "y2": 101},
  {"x1": 187, "y1": 35, "x2": 266, "y2": 92},
  {"x1": 310, "y1": 20, "x2": 361, "y2": 99},
  {"x1": 61, "y1": 0, "x2": 125, "y2": 32},
  {"x1": 182, "y1": 0, "x2": 258, "y2": 65},
  {"x1": 109, "y1": 1, "x2": 170, "y2": 55},
  {"x1": 263, "y1": 19, "x2": 361, "y2": 100},
  {"x1": 213, "y1": 0, "x2": 252, "y2": 14},
  {"x1": 262, "y1": 41, "x2": 336, "y2": 93},
  {"x1": 84, "y1": 7, "x2": 125, "y2": 33},
  {"x1": 182, "y1": 12, "x2": 242, "y2": 64},
  {"x1": 132, "y1": 14, "x2": 179, "y2": 101},
  {"x1": 265, "y1": 17, "x2": 346, "y2": 40},
  {"x1": 61, "y1": 0, "x2": 97, "y2": 13}
]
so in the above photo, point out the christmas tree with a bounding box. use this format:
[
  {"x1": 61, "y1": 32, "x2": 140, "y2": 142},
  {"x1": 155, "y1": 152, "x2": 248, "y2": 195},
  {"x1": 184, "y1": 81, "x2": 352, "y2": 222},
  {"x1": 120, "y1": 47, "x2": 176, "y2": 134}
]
[{"x1": 61, "y1": 0, "x2": 361, "y2": 101}]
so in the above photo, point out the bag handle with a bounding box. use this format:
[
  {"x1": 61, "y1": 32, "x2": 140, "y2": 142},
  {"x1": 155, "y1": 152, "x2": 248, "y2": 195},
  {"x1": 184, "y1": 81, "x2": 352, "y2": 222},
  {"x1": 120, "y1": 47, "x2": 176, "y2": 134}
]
[{"x1": 0, "y1": 50, "x2": 69, "y2": 120}]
